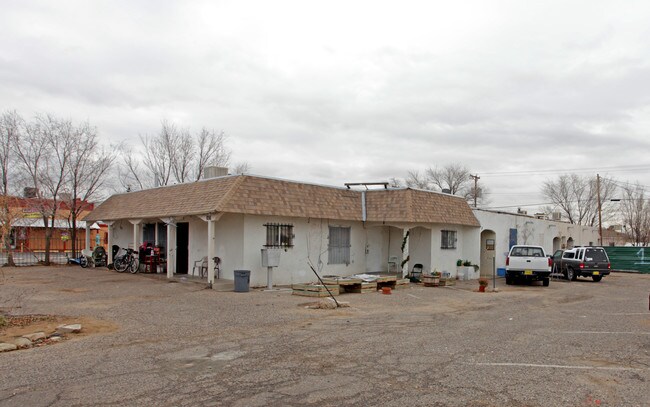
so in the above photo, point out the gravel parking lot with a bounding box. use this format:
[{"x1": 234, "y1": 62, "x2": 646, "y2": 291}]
[{"x1": 0, "y1": 266, "x2": 648, "y2": 407}]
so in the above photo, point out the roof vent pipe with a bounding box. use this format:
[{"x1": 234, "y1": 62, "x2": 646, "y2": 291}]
[{"x1": 361, "y1": 191, "x2": 367, "y2": 222}]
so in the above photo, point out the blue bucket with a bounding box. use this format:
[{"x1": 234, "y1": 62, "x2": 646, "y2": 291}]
[{"x1": 497, "y1": 268, "x2": 506, "y2": 277}]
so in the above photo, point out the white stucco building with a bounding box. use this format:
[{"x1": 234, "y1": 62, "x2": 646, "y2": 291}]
[
  {"x1": 84, "y1": 174, "x2": 481, "y2": 287},
  {"x1": 473, "y1": 209, "x2": 600, "y2": 277}
]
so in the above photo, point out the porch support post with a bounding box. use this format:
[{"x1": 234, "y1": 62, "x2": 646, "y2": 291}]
[
  {"x1": 85, "y1": 224, "x2": 91, "y2": 251},
  {"x1": 129, "y1": 219, "x2": 143, "y2": 250},
  {"x1": 207, "y1": 218, "x2": 215, "y2": 286},
  {"x1": 401, "y1": 227, "x2": 410, "y2": 278},
  {"x1": 161, "y1": 218, "x2": 176, "y2": 279},
  {"x1": 154, "y1": 222, "x2": 159, "y2": 246},
  {"x1": 105, "y1": 221, "x2": 115, "y2": 264}
]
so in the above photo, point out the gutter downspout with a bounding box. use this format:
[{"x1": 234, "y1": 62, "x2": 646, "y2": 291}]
[{"x1": 361, "y1": 191, "x2": 367, "y2": 222}]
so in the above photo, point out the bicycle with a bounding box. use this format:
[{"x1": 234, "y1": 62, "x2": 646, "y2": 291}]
[{"x1": 114, "y1": 248, "x2": 139, "y2": 273}]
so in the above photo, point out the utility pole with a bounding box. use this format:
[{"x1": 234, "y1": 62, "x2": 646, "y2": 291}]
[
  {"x1": 597, "y1": 174, "x2": 603, "y2": 245},
  {"x1": 470, "y1": 174, "x2": 480, "y2": 208}
]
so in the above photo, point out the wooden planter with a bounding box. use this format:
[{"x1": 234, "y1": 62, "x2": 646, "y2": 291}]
[{"x1": 422, "y1": 275, "x2": 440, "y2": 287}]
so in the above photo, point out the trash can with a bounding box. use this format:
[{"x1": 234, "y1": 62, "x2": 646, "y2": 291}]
[{"x1": 234, "y1": 270, "x2": 250, "y2": 292}]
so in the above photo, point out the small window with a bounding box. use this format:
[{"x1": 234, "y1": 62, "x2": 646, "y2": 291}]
[
  {"x1": 328, "y1": 226, "x2": 351, "y2": 264},
  {"x1": 264, "y1": 223, "x2": 293, "y2": 248},
  {"x1": 441, "y1": 230, "x2": 457, "y2": 249},
  {"x1": 562, "y1": 251, "x2": 575, "y2": 259}
]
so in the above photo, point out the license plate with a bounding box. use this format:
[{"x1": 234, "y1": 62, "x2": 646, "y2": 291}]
[
  {"x1": 593, "y1": 271, "x2": 600, "y2": 275},
  {"x1": 524, "y1": 270, "x2": 533, "y2": 275}
]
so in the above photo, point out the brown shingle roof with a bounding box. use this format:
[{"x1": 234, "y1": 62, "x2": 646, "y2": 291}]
[
  {"x1": 84, "y1": 175, "x2": 479, "y2": 227},
  {"x1": 365, "y1": 188, "x2": 480, "y2": 226}
]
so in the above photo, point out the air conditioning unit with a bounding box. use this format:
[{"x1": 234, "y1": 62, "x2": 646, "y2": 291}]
[
  {"x1": 552, "y1": 212, "x2": 561, "y2": 221},
  {"x1": 534, "y1": 213, "x2": 545, "y2": 220},
  {"x1": 203, "y1": 166, "x2": 229, "y2": 179}
]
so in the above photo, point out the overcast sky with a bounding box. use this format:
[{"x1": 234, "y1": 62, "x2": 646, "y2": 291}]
[{"x1": 2, "y1": 1, "x2": 650, "y2": 211}]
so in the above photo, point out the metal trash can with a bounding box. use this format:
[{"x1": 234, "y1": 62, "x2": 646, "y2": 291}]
[{"x1": 234, "y1": 270, "x2": 251, "y2": 292}]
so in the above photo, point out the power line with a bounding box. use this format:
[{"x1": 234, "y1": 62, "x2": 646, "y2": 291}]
[{"x1": 479, "y1": 164, "x2": 650, "y2": 177}]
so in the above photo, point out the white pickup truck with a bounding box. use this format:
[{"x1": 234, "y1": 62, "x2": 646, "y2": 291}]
[{"x1": 505, "y1": 245, "x2": 552, "y2": 286}]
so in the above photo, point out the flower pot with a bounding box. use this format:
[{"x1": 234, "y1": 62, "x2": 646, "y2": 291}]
[
  {"x1": 479, "y1": 285, "x2": 486, "y2": 292},
  {"x1": 382, "y1": 286, "x2": 392, "y2": 295}
]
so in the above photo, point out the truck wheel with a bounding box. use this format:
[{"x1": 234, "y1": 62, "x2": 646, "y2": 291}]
[
  {"x1": 505, "y1": 275, "x2": 513, "y2": 285},
  {"x1": 543, "y1": 278, "x2": 550, "y2": 287},
  {"x1": 566, "y1": 268, "x2": 576, "y2": 281},
  {"x1": 592, "y1": 275, "x2": 602, "y2": 282}
]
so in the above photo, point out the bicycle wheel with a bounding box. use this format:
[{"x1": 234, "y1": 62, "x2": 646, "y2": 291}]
[
  {"x1": 114, "y1": 257, "x2": 127, "y2": 272},
  {"x1": 129, "y1": 257, "x2": 140, "y2": 274}
]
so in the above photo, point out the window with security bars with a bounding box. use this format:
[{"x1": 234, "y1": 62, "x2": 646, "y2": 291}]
[
  {"x1": 441, "y1": 230, "x2": 457, "y2": 249},
  {"x1": 328, "y1": 226, "x2": 351, "y2": 264},
  {"x1": 264, "y1": 223, "x2": 294, "y2": 248}
]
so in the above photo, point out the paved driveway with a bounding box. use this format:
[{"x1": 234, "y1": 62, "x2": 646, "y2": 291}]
[{"x1": 1, "y1": 267, "x2": 648, "y2": 406}]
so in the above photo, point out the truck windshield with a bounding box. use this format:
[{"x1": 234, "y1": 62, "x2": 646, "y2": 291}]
[
  {"x1": 585, "y1": 249, "x2": 608, "y2": 262},
  {"x1": 511, "y1": 247, "x2": 544, "y2": 257}
]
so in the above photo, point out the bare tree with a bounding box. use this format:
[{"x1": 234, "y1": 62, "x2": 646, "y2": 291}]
[
  {"x1": 425, "y1": 163, "x2": 470, "y2": 194},
  {"x1": 404, "y1": 170, "x2": 431, "y2": 189},
  {"x1": 14, "y1": 115, "x2": 52, "y2": 263},
  {"x1": 0, "y1": 111, "x2": 22, "y2": 266},
  {"x1": 463, "y1": 183, "x2": 491, "y2": 207},
  {"x1": 541, "y1": 174, "x2": 617, "y2": 225},
  {"x1": 232, "y1": 161, "x2": 251, "y2": 175},
  {"x1": 62, "y1": 121, "x2": 116, "y2": 257},
  {"x1": 123, "y1": 121, "x2": 231, "y2": 190},
  {"x1": 117, "y1": 146, "x2": 145, "y2": 192},
  {"x1": 618, "y1": 182, "x2": 650, "y2": 246},
  {"x1": 196, "y1": 128, "x2": 229, "y2": 179}
]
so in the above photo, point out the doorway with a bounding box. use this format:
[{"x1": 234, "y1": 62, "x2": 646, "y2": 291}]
[{"x1": 176, "y1": 222, "x2": 189, "y2": 274}]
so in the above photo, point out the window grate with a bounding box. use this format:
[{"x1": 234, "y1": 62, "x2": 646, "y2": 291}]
[
  {"x1": 441, "y1": 230, "x2": 457, "y2": 249},
  {"x1": 328, "y1": 226, "x2": 351, "y2": 264},
  {"x1": 264, "y1": 223, "x2": 294, "y2": 248}
]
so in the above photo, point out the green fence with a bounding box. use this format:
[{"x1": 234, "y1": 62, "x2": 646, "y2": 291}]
[{"x1": 604, "y1": 247, "x2": 650, "y2": 274}]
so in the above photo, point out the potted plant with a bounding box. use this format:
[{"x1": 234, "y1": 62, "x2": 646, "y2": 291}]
[
  {"x1": 478, "y1": 278, "x2": 489, "y2": 292},
  {"x1": 463, "y1": 260, "x2": 472, "y2": 266},
  {"x1": 456, "y1": 259, "x2": 463, "y2": 267},
  {"x1": 423, "y1": 270, "x2": 441, "y2": 287}
]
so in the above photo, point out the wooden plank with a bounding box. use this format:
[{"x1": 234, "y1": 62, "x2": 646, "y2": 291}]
[
  {"x1": 291, "y1": 283, "x2": 339, "y2": 292},
  {"x1": 394, "y1": 278, "x2": 410, "y2": 289},
  {"x1": 343, "y1": 282, "x2": 377, "y2": 293},
  {"x1": 292, "y1": 290, "x2": 339, "y2": 297}
]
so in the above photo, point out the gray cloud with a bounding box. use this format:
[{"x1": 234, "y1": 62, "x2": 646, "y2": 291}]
[{"x1": 2, "y1": 0, "x2": 650, "y2": 210}]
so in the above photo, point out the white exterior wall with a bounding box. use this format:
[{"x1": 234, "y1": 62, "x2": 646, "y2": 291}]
[
  {"x1": 187, "y1": 217, "x2": 208, "y2": 277},
  {"x1": 409, "y1": 227, "x2": 432, "y2": 273},
  {"x1": 238, "y1": 215, "x2": 368, "y2": 287},
  {"x1": 110, "y1": 220, "x2": 136, "y2": 249},
  {"x1": 429, "y1": 224, "x2": 479, "y2": 279},
  {"x1": 473, "y1": 209, "x2": 600, "y2": 270}
]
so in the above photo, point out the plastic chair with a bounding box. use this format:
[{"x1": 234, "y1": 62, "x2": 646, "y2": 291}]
[
  {"x1": 193, "y1": 256, "x2": 208, "y2": 278},
  {"x1": 388, "y1": 256, "x2": 400, "y2": 273}
]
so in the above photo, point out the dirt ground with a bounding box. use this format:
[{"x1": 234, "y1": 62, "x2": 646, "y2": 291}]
[{"x1": 0, "y1": 266, "x2": 648, "y2": 406}]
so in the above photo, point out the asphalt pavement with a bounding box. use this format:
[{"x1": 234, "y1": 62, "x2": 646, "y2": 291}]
[{"x1": 0, "y1": 266, "x2": 648, "y2": 406}]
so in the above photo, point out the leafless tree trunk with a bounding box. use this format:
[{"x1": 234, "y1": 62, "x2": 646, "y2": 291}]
[
  {"x1": 618, "y1": 182, "x2": 650, "y2": 246},
  {"x1": 542, "y1": 174, "x2": 617, "y2": 225},
  {"x1": 0, "y1": 111, "x2": 22, "y2": 266},
  {"x1": 63, "y1": 121, "x2": 116, "y2": 257}
]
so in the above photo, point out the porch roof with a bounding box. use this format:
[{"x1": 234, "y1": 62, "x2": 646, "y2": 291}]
[{"x1": 83, "y1": 175, "x2": 480, "y2": 227}]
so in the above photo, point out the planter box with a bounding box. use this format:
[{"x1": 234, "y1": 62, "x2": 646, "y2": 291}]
[{"x1": 422, "y1": 275, "x2": 440, "y2": 287}]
